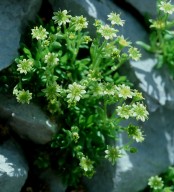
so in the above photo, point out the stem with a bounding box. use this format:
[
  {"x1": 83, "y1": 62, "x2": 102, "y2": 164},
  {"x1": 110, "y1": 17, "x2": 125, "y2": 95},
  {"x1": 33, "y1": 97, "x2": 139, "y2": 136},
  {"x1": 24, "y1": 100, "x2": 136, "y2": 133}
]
[{"x1": 91, "y1": 39, "x2": 107, "y2": 73}]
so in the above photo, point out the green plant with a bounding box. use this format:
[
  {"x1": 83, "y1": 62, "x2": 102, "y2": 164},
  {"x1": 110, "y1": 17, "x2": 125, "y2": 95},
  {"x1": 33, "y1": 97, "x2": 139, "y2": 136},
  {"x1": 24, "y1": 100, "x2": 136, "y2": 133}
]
[
  {"x1": 137, "y1": 0, "x2": 174, "y2": 78},
  {"x1": 0, "y1": 10, "x2": 148, "y2": 187},
  {"x1": 142, "y1": 166, "x2": 174, "y2": 192}
]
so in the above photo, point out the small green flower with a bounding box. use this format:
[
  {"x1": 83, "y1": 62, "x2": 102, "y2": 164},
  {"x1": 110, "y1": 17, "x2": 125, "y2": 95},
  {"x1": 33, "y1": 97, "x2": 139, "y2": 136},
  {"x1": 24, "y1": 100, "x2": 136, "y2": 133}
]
[
  {"x1": 31, "y1": 26, "x2": 48, "y2": 40},
  {"x1": 41, "y1": 39, "x2": 50, "y2": 48},
  {"x1": 116, "y1": 84, "x2": 133, "y2": 99},
  {"x1": 44, "y1": 52, "x2": 59, "y2": 65},
  {"x1": 83, "y1": 35, "x2": 92, "y2": 43},
  {"x1": 47, "y1": 99, "x2": 61, "y2": 114},
  {"x1": 133, "y1": 90, "x2": 144, "y2": 101},
  {"x1": 42, "y1": 83, "x2": 62, "y2": 101},
  {"x1": 52, "y1": 10, "x2": 71, "y2": 26},
  {"x1": 104, "y1": 42, "x2": 119, "y2": 57},
  {"x1": 92, "y1": 83, "x2": 104, "y2": 96},
  {"x1": 68, "y1": 32, "x2": 76, "y2": 40},
  {"x1": 71, "y1": 16, "x2": 88, "y2": 31},
  {"x1": 150, "y1": 19, "x2": 166, "y2": 29},
  {"x1": 116, "y1": 104, "x2": 132, "y2": 119},
  {"x1": 17, "y1": 58, "x2": 34, "y2": 74},
  {"x1": 128, "y1": 47, "x2": 141, "y2": 61},
  {"x1": 93, "y1": 19, "x2": 102, "y2": 28},
  {"x1": 72, "y1": 132, "x2": 79, "y2": 143},
  {"x1": 71, "y1": 126, "x2": 79, "y2": 143},
  {"x1": 104, "y1": 87, "x2": 115, "y2": 96},
  {"x1": 108, "y1": 12, "x2": 125, "y2": 26},
  {"x1": 105, "y1": 146, "x2": 122, "y2": 165},
  {"x1": 127, "y1": 125, "x2": 144, "y2": 142},
  {"x1": 67, "y1": 82, "x2": 86, "y2": 104},
  {"x1": 97, "y1": 24, "x2": 118, "y2": 40},
  {"x1": 148, "y1": 175, "x2": 164, "y2": 190},
  {"x1": 131, "y1": 103, "x2": 149, "y2": 122},
  {"x1": 79, "y1": 156, "x2": 94, "y2": 172},
  {"x1": 14, "y1": 89, "x2": 32, "y2": 104},
  {"x1": 118, "y1": 35, "x2": 131, "y2": 47},
  {"x1": 163, "y1": 187, "x2": 172, "y2": 192},
  {"x1": 158, "y1": 1, "x2": 174, "y2": 15}
]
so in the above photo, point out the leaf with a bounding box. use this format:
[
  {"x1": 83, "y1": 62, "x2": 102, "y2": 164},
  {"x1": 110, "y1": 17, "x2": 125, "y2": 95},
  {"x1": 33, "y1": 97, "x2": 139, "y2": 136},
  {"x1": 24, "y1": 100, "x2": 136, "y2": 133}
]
[
  {"x1": 136, "y1": 41, "x2": 152, "y2": 51},
  {"x1": 23, "y1": 47, "x2": 32, "y2": 58},
  {"x1": 155, "y1": 55, "x2": 164, "y2": 69},
  {"x1": 86, "y1": 115, "x2": 94, "y2": 127}
]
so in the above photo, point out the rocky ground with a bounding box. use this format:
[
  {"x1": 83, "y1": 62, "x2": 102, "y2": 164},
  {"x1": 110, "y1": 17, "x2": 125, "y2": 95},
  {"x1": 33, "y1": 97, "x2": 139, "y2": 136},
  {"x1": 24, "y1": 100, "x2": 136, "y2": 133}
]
[{"x1": 1, "y1": 0, "x2": 174, "y2": 192}]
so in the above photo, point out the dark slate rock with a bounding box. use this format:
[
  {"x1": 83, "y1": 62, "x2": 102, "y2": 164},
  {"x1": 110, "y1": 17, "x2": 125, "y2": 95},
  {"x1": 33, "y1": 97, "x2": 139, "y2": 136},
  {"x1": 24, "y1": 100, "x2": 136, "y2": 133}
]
[
  {"x1": 40, "y1": 169, "x2": 67, "y2": 192},
  {"x1": 0, "y1": 0, "x2": 42, "y2": 70},
  {"x1": 126, "y1": 0, "x2": 157, "y2": 18},
  {"x1": 0, "y1": 139, "x2": 28, "y2": 192},
  {"x1": 0, "y1": 94, "x2": 57, "y2": 144}
]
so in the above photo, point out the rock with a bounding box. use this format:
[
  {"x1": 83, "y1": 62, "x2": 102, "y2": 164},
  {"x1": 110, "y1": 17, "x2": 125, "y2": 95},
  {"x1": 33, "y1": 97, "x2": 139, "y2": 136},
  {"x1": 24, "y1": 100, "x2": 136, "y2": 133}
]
[
  {"x1": 114, "y1": 106, "x2": 174, "y2": 191},
  {"x1": 125, "y1": 0, "x2": 157, "y2": 18},
  {"x1": 40, "y1": 169, "x2": 67, "y2": 192},
  {"x1": 0, "y1": 139, "x2": 28, "y2": 192},
  {"x1": 0, "y1": 94, "x2": 57, "y2": 144},
  {"x1": 48, "y1": 0, "x2": 174, "y2": 192},
  {"x1": 83, "y1": 160, "x2": 115, "y2": 192},
  {"x1": 130, "y1": 56, "x2": 174, "y2": 110},
  {"x1": 126, "y1": 0, "x2": 174, "y2": 21},
  {"x1": 0, "y1": 0, "x2": 42, "y2": 71},
  {"x1": 114, "y1": 2, "x2": 174, "y2": 192}
]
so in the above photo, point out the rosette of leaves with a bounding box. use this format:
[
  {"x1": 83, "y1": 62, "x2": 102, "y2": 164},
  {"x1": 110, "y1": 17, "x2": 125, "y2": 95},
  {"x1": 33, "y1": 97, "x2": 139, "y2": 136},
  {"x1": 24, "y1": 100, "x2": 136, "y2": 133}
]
[{"x1": 0, "y1": 10, "x2": 148, "y2": 187}]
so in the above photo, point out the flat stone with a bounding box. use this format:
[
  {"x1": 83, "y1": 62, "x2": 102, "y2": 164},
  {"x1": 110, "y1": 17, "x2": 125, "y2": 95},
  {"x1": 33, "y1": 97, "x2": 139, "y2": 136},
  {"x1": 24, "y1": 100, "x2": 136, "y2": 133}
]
[
  {"x1": 126, "y1": 0, "x2": 157, "y2": 18},
  {"x1": 40, "y1": 169, "x2": 67, "y2": 192},
  {"x1": 0, "y1": 94, "x2": 57, "y2": 144},
  {"x1": 0, "y1": 139, "x2": 28, "y2": 192},
  {"x1": 0, "y1": 0, "x2": 42, "y2": 70}
]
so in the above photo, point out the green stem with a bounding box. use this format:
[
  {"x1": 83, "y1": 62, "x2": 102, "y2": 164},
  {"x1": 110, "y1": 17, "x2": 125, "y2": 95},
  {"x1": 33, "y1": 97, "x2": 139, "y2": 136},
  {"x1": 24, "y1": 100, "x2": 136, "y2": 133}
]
[{"x1": 91, "y1": 40, "x2": 107, "y2": 73}]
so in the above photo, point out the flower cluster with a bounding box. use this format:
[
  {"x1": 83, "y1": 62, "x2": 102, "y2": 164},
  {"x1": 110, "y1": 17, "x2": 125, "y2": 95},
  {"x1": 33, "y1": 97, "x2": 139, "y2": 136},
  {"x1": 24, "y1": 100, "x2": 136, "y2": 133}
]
[
  {"x1": 44, "y1": 52, "x2": 59, "y2": 66},
  {"x1": 97, "y1": 24, "x2": 118, "y2": 40},
  {"x1": 158, "y1": 0, "x2": 174, "y2": 14},
  {"x1": 148, "y1": 176, "x2": 164, "y2": 190},
  {"x1": 105, "y1": 146, "x2": 122, "y2": 165},
  {"x1": 52, "y1": 10, "x2": 71, "y2": 26},
  {"x1": 16, "y1": 58, "x2": 34, "y2": 74},
  {"x1": 13, "y1": 87, "x2": 32, "y2": 104},
  {"x1": 66, "y1": 82, "x2": 86, "y2": 105},
  {"x1": 1, "y1": 10, "x2": 148, "y2": 187},
  {"x1": 127, "y1": 125, "x2": 144, "y2": 142},
  {"x1": 108, "y1": 12, "x2": 125, "y2": 26},
  {"x1": 71, "y1": 16, "x2": 88, "y2": 31},
  {"x1": 31, "y1": 26, "x2": 48, "y2": 40},
  {"x1": 116, "y1": 102, "x2": 148, "y2": 122}
]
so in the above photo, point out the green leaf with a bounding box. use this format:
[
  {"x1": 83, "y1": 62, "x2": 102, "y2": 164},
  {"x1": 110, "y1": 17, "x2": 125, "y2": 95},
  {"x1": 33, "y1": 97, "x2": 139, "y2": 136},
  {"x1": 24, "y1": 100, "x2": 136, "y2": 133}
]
[
  {"x1": 136, "y1": 41, "x2": 152, "y2": 51},
  {"x1": 23, "y1": 47, "x2": 32, "y2": 58},
  {"x1": 129, "y1": 147, "x2": 138, "y2": 153}
]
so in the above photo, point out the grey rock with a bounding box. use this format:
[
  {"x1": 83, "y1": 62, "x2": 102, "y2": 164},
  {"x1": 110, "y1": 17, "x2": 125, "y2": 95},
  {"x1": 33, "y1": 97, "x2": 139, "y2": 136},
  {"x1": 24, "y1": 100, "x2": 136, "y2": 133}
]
[
  {"x1": 114, "y1": 2, "x2": 174, "y2": 192},
  {"x1": 126, "y1": 0, "x2": 157, "y2": 18},
  {"x1": 126, "y1": 0, "x2": 174, "y2": 22},
  {"x1": 83, "y1": 160, "x2": 115, "y2": 192},
  {"x1": 0, "y1": 139, "x2": 28, "y2": 192},
  {"x1": 48, "y1": 0, "x2": 174, "y2": 192},
  {"x1": 114, "y1": 105, "x2": 174, "y2": 191},
  {"x1": 130, "y1": 56, "x2": 174, "y2": 111},
  {"x1": 40, "y1": 169, "x2": 67, "y2": 192},
  {"x1": 0, "y1": 0, "x2": 42, "y2": 71},
  {"x1": 0, "y1": 94, "x2": 57, "y2": 144}
]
